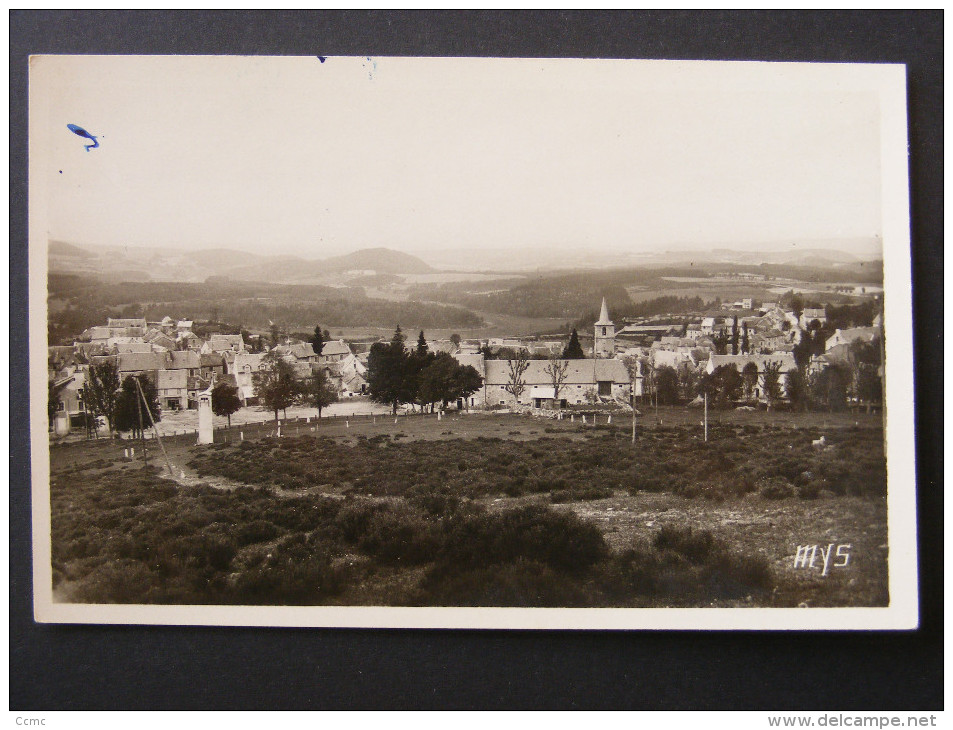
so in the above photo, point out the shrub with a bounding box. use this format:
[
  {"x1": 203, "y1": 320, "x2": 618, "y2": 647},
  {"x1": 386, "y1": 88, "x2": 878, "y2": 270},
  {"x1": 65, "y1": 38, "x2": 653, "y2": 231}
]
[
  {"x1": 230, "y1": 536, "x2": 346, "y2": 605},
  {"x1": 234, "y1": 520, "x2": 280, "y2": 547},
  {"x1": 417, "y1": 559, "x2": 590, "y2": 607},
  {"x1": 549, "y1": 486, "x2": 614, "y2": 503},
  {"x1": 440, "y1": 505, "x2": 608, "y2": 573},
  {"x1": 758, "y1": 477, "x2": 794, "y2": 500},
  {"x1": 654, "y1": 526, "x2": 715, "y2": 563},
  {"x1": 356, "y1": 507, "x2": 443, "y2": 565}
]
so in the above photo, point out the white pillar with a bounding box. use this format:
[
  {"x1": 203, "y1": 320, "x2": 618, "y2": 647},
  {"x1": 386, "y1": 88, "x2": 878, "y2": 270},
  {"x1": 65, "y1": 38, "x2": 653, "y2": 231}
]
[{"x1": 197, "y1": 389, "x2": 214, "y2": 445}]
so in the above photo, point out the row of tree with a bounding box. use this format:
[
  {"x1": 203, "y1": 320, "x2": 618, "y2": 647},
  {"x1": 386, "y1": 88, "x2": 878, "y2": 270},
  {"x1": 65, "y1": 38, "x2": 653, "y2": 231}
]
[
  {"x1": 366, "y1": 328, "x2": 483, "y2": 414},
  {"x1": 641, "y1": 352, "x2": 881, "y2": 413},
  {"x1": 59, "y1": 354, "x2": 339, "y2": 437}
]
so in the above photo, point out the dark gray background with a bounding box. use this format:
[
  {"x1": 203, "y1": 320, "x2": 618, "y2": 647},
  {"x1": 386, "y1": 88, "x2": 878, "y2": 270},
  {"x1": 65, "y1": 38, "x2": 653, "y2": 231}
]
[{"x1": 10, "y1": 10, "x2": 943, "y2": 710}]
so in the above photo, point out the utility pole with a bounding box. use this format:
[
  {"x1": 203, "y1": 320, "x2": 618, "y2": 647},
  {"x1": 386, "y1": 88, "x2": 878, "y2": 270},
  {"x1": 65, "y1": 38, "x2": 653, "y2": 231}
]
[
  {"x1": 136, "y1": 379, "x2": 148, "y2": 467},
  {"x1": 631, "y1": 382, "x2": 637, "y2": 445},
  {"x1": 704, "y1": 391, "x2": 708, "y2": 442},
  {"x1": 136, "y1": 376, "x2": 175, "y2": 476}
]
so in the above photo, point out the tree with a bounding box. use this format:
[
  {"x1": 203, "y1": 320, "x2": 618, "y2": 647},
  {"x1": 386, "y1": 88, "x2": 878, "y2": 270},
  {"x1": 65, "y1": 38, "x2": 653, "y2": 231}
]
[
  {"x1": 789, "y1": 293, "x2": 805, "y2": 321},
  {"x1": 855, "y1": 366, "x2": 882, "y2": 410},
  {"x1": 677, "y1": 366, "x2": 699, "y2": 404},
  {"x1": 655, "y1": 365, "x2": 680, "y2": 405},
  {"x1": 741, "y1": 322, "x2": 750, "y2": 355},
  {"x1": 785, "y1": 369, "x2": 809, "y2": 412},
  {"x1": 415, "y1": 331, "x2": 429, "y2": 357},
  {"x1": 48, "y1": 379, "x2": 67, "y2": 425},
  {"x1": 810, "y1": 364, "x2": 850, "y2": 413},
  {"x1": 302, "y1": 368, "x2": 338, "y2": 418},
  {"x1": 114, "y1": 375, "x2": 161, "y2": 438},
  {"x1": 503, "y1": 349, "x2": 531, "y2": 404},
  {"x1": 416, "y1": 352, "x2": 482, "y2": 411},
  {"x1": 83, "y1": 359, "x2": 121, "y2": 435},
  {"x1": 253, "y1": 352, "x2": 300, "y2": 423},
  {"x1": 712, "y1": 328, "x2": 730, "y2": 356},
  {"x1": 269, "y1": 322, "x2": 282, "y2": 349},
  {"x1": 309, "y1": 325, "x2": 326, "y2": 356},
  {"x1": 454, "y1": 364, "x2": 483, "y2": 409},
  {"x1": 709, "y1": 364, "x2": 742, "y2": 408},
  {"x1": 450, "y1": 333, "x2": 462, "y2": 347},
  {"x1": 543, "y1": 355, "x2": 569, "y2": 410},
  {"x1": 211, "y1": 380, "x2": 243, "y2": 427},
  {"x1": 741, "y1": 361, "x2": 759, "y2": 402},
  {"x1": 562, "y1": 328, "x2": 586, "y2": 359},
  {"x1": 792, "y1": 330, "x2": 814, "y2": 373},
  {"x1": 367, "y1": 326, "x2": 410, "y2": 414},
  {"x1": 730, "y1": 316, "x2": 739, "y2": 355},
  {"x1": 761, "y1": 361, "x2": 783, "y2": 411}
]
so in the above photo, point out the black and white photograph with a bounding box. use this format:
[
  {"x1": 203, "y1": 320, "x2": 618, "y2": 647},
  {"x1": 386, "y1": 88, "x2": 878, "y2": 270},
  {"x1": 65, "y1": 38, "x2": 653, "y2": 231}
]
[{"x1": 29, "y1": 54, "x2": 917, "y2": 630}]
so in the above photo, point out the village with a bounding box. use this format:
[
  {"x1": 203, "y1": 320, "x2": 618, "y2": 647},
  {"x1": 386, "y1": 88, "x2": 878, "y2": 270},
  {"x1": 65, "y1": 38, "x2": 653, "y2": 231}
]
[{"x1": 47, "y1": 290, "x2": 884, "y2": 440}]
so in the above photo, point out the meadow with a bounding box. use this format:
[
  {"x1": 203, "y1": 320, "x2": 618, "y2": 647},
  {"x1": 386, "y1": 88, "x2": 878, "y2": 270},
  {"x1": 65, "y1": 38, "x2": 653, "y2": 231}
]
[{"x1": 49, "y1": 411, "x2": 888, "y2": 608}]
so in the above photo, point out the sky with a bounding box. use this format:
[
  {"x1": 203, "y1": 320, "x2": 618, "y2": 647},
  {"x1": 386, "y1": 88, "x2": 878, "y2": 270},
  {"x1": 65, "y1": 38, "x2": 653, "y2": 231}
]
[{"x1": 32, "y1": 56, "x2": 888, "y2": 260}]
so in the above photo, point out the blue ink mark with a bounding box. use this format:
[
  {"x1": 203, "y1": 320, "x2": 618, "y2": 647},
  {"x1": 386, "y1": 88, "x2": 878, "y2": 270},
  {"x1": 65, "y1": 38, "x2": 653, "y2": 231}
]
[
  {"x1": 58, "y1": 170, "x2": 63, "y2": 174},
  {"x1": 317, "y1": 56, "x2": 327, "y2": 63},
  {"x1": 67, "y1": 123, "x2": 99, "y2": 151},
  {"x1": 363, "y1": 56, "x2": 377, "y2": 80}
]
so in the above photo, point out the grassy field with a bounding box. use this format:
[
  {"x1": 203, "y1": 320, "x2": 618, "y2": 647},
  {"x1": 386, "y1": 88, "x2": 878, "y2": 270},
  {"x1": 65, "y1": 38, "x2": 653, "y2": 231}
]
[{"x1": 48, "y1": 409, "x2": 888, "y2": 608}]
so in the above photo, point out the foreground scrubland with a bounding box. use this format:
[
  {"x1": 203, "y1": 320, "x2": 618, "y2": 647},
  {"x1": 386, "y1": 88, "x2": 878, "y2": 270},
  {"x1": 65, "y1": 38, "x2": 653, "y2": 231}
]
[{"x1": 50, "y1": 414, "x2": 888, "y2": 608}]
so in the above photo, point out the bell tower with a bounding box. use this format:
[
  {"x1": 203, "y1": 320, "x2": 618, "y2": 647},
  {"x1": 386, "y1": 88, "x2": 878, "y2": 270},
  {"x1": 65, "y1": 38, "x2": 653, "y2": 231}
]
[{"x1": 594, "y1": 297, "x2": 615, "y2": 358}]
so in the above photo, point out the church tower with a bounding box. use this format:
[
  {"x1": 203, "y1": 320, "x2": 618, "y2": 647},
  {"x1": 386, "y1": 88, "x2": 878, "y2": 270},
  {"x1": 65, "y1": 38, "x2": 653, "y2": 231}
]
[{"x1": 594, "y1": 297, "x2": 616, "y2": 358}]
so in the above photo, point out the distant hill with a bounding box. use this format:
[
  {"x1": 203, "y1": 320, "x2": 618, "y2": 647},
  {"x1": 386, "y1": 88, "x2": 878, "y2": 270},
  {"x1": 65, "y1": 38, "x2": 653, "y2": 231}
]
[
  {"x1": 321, "y1": 247, "x2": 434, "y2": 274},
  {"x1": 48, "y1": 242, "x2": 435, "y2": 283},
  {"x1": 48, "y1": 240, "x2": 95, "y2": 258}
]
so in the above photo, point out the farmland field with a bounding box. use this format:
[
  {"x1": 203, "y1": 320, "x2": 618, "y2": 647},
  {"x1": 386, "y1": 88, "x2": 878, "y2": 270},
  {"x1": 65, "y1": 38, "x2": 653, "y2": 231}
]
[{"x1": 49, "y1": 410, "x2": 888, "y2": 608}]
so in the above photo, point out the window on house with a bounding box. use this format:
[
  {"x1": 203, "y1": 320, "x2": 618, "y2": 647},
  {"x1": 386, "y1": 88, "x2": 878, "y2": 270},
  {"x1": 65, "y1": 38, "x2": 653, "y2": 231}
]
[{"x1": 598, "y1": 381, "x2": 612, "y2": 396}]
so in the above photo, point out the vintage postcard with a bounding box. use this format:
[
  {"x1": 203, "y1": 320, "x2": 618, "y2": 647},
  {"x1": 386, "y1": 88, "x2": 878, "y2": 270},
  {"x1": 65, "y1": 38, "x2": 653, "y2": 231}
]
[{"x1": 30, "y1": 55, "x2": 917, "y2": 629}]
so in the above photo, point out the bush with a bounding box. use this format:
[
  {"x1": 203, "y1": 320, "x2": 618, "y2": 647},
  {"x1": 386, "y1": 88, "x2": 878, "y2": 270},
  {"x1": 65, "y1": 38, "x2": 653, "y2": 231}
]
[
  {"x1": 234, "y1": 520, "x2": 280, "y2": 547},
  {"x1": 758, "y1": 477, "x2": 794, "y2": 500},
  {"x1": 439, "y1": 505, "x2": 608, "y2": 573},
  {"x1": 654, "y1": 526, "x2": 715, "y2": 563},
  {"x1": 417, "y1": 559, "x2": 590, "y2": 607},
  {"x1": 230, "y1": 535, "x2": 345, "y2": 605},
  {"x1": 549, "y1": 486, "x2": 614, "y2": 503},
  {"x1": 356, "y1": 507, "x2": 443, "y2": 565}
]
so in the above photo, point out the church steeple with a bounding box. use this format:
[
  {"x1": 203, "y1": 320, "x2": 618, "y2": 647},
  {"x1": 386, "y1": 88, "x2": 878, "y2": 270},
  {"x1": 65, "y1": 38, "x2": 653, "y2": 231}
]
[{"x1": 594, "y1": 298, "x2": 615, "y2": 358}]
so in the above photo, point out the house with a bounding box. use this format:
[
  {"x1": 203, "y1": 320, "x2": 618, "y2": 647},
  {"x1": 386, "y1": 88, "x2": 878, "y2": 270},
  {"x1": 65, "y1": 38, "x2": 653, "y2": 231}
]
[
  {"x1": 143, "y1": 328, "x2": 177, "y2": 351},
  {"x1": 201, "y1": 334, "x2": 246, "y2": 355},
  {"x1": 650, "y1": 349, "x2": 698, "y2": 372},
  {"x1": 176, "y1": 320, "x2": 194, "y2": 336},
  {"x1": 800, "y1": 308, "x2": 827, "y2": 328},
  {"x1": 705, "y1": 353, "x2": 797, "y2": 399},
  {"x1": 187, "y1": 375, "x2": 213, "y2": 409},
  {"x1": 106, "y1": 318, "x2": 147, "y2": 337},
  {"x1": 314, "y1": 354, "x2": 369, "y2": 396},
  {"x1": 176, "y1": 331, "x2": 204, "y2": 351},
  {"x1": 49, "y1": 370, "x2": 89, "y2": 435},
  {"x1": 114, "y1": 342, "x2": 154, "y2": 354},
  {"x1": 825, "y1": 327, "x2": 878, "y2": 351},
  {"x1": 157, "y1": 369, "x2": 188, "y2": 411},
  {"x1": 700, "y1": 317, "x2": 720, "y2": 335},
  {"x1": 482, "y1": 357, "x2": 632, "y2": 409},
  {"x1": 274, "y1": 342, "x2": 318, "y2": 363},
  {"x1": 227, "y1": 352, "x2": 266, "y2": 404},
  {"x1": 99, "y1": 350, "x2": 202, "y2": 379},
  {"x1": 317, "y1": 339, "x2": 352, "y2": 363},
  {"x1": 155, "y1": 316, "x2": 176, "y2": 334},
  {"x1": 199, "y1": 353, "x2": 227, "y2": 379}
]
